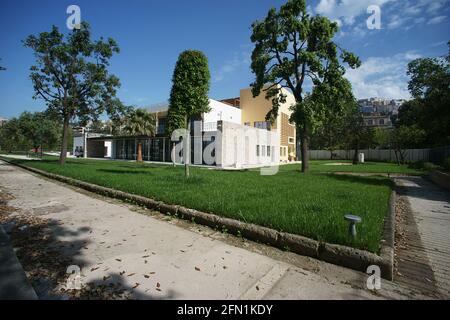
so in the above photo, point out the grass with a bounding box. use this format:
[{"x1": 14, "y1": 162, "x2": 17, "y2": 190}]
[{"x1": 0, "y1": 156, "x2": 424, "y2": 253}]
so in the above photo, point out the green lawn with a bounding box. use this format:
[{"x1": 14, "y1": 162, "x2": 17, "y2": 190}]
[{"x1": 0, "y1": 156, "x2": 423, "y2": 253}]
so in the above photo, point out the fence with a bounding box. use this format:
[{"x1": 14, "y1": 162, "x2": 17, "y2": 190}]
[{"x1": 309, "y1": 146, "x2": 450, "y2": 164}]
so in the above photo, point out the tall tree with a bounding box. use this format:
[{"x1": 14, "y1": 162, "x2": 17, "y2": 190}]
[
  {"x1": 167, "y1": 50, "x2": 211, "y2": 177},
  {"x1": 23, "y1": 22, "x2": 126, "y2": 165},
  {"x1": 403, "y1": 45, "x2": 450, "y2": 146},
  {"x1": 249, "y1": 0, "x2": 360, "y2": 172},
  {"x1": 309, "y1": 78, "x2": 355, "y2": 158}
]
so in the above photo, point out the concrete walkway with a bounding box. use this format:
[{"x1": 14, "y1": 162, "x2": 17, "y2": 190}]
[
  {"x1": 395, "y1": 176, "x2": 450, "y2": 298},
  {"x1": 0, "y1": 225, "x2": 38, "y2": 299},
  {"x1": 0, "y1": 160, "x2": 426, "y2": 300}
]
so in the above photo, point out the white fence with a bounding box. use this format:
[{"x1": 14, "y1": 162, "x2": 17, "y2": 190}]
[{"x1": 309, "y1": 146, "x2": 450, "y2": 163}]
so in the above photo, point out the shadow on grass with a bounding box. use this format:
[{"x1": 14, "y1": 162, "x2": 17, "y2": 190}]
[
  {"x1": 322, "y1": 173, "x2": 394, "y2": 188},
  {"x1": 97, "y1": 169, "x2": 155, "y2": 175}
]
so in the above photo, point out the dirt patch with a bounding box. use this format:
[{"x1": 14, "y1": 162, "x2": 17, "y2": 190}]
[{"x1": 32, "y1": 204, "x2": 70, "y2": 216}]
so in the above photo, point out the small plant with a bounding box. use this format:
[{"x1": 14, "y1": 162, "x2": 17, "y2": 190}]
[{"x1": 221, "y1": 226, "x2": 228, "y2": 234}]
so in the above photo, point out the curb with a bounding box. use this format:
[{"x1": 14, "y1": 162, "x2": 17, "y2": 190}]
[
  {"x1": 426, "y1": 170, "x2": 450, "y2": 192},
  {"x1": 1, "y1": 158, "x2": 395, "y2": 280}
]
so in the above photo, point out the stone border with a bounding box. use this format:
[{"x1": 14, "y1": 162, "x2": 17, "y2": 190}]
[{"x1": 1, "y1": 158, "x2": 395, "y2": 280}]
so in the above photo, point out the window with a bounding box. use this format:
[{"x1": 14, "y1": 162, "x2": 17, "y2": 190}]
[
  {"x1": 262, "y1": 145, "x2": 266, "y2": 156},
  {"x1": 288, "y1": 137, "x2": 295, "y2": 144},
  {"x1": 254, "y1": 121, "x2": 271, "y2": 130},
  {"x1": 256, "y1": 145, "x2": 260, "y2": 156},
  {"x1": 367, "y1": 119, "x2": 373, "y2": 125},
  {"x1": 244, "y1": 122, "x2": 250, "y2": 126},
  {"x1": 379, "y1": 119, "x2": 385, "y2": 125},
  {"x1": 267, "y1": 146, "x2": 271, "y2": 157},
  {"x1": 157, "y1": 118, "x2": 166, "y2": 134}
]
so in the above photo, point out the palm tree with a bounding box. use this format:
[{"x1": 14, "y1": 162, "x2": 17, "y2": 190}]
[{"x1": 124, "y1": 108, "x2": 156, "y2": 162}]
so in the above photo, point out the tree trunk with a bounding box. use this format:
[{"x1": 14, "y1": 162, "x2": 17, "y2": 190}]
[
  {"x1": 58, "y1": 116, "x2": 70, "y2": 166},
  {"x1": 185, "y1": 116, "x2": 190, "y2": 177},
  {"x1": 137, "y1": 143, "x2": 143, "y2": 162},
  {"x1": 300, "y1": 126, "x2": 310, "y2": 173},
  {"x1": 353, "y1": 140, "x2": 359, "y2": 165}
]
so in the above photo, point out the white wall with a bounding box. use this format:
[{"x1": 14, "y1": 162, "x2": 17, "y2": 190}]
[
  {"x1": 105, "y1": 141, "x2": 112, "y2": 158},
  {"x1": 203, "y1": 99, "x2": 241, "y2": 127},
  {"x1": 216, "y1": 121, "x2": 280, "y2": 168},
  {"x1": 73, "y1": 136, "x2": 84, "y2": 155}
]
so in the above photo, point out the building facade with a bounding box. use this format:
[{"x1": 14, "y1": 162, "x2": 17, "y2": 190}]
[{"x1": 75, "y1": 86, "x2": 296, "y2": 168}]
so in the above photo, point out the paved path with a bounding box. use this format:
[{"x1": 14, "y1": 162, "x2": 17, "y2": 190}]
[
  {"x1": 0, "y1": 160, "x2": 426, "y2": 300},
  {"x1": 395, "y1": 176, "x2": 450, "y2": 298},
  {"x1": 0, "y1": 225, "x2": 38, "y2": 299}
]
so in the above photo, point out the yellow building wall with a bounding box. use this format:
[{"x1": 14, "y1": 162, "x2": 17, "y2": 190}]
[{"x1": 240, "y1": 86, "x2": 296, "y2": 162}]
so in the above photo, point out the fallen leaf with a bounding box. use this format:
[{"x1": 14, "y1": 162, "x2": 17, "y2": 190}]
[
  {"x1": 115, "y1": 259, "x2": 122, "y2": 262},
  {"x1": 156, "y1": 282, "x2": 161, "y2": 288},
  {"x1": 195, "y1": 267, "x2": 201, "y2": 271},
  {"x1": 132, "y1": 283, "x2": 140, "y2": 289},
  {"x1": 127, "y1": 273, "x2": 135, "y2": 277},
  {"x1": 90, "y1": 267, "x2": 99, "y2": 272}
]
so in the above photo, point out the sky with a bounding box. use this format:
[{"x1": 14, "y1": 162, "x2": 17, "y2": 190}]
[{"x1": 0, "y1": 0, "x2": 449, "y2": 118}]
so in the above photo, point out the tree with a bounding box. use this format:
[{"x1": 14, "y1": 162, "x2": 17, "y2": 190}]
[
  {"x1": 309, "y1": 78, "x2": 355, "y2": 158},
  {"x1": 23, "y1": 22, "x2": 126, "y2": 165},
  {"x1": 342, "y1": 101, "x2": 375, "y2": 165},
  {"x1": 167, "y1": 50, "x2": 211, "y2": 176},
  {"x1": 249, "y1": 0, "x2": 360, "y2": 173},
  {"x1": 0, "y1": 112, "x2": 60, "y2": 153},
  {"x1": 18, "y1": 112, "x2": 60, "y2": 152},
  {"x1": 0, "y1": 118, "x2": 24, "y2": 152},
  {"x1": 395, "y1": 43, "x2": 450, "y2": 147},
  {"x1": 123, "y1": 108, "x2": 156, "y2": 162}
]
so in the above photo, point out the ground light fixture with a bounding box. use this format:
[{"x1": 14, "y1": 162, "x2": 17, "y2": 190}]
[{"x1": 344, "y1": 214, "x2": 362, "y2": 240}]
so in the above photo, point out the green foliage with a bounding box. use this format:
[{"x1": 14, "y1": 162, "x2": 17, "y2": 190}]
[
  {"x1": 0, "y1": 112, "x2": 61, "y2": 152},
  {"x1": 396, "y1": 44, "x2": 450, "y2": 147},
  {"x1": 443, "y1": 157, "x2": 450, "y2": 171},
  {"x1": 124, "y1": 108, "x2": 156, "y2": 137},
  {"x1": 409, "y1": 161, "x2": 440, "y2": 171},
  {"x1": 167, "y1": 50, "x2": 211, "y2": 135},
  {"x1": 23, "y1": 22, "x2": 126, "y2": 164},
  {"x1": 249, "y1": 0, "x2": 360, "y2": 172}
]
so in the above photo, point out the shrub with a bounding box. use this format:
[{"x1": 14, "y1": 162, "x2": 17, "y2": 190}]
[
  {"x1": 409, "y1": 161, "x2": 440, "y2": 171},
  {"x1": 443, "y1": 157, "x2": 450, "y2": 171}
]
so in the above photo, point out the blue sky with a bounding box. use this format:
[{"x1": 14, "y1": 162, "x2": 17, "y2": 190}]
[{"x1": 0, "y1": 0, "x2": 449, "y2": 118}]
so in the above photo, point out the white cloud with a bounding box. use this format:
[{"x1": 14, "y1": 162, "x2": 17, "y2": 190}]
[
  {"x1": 344, "y1": 52, "x2": 421, "y2": 99},
  {"x1": 427, "y1": 15, "x2": 447, "y2": 25},
  {"x1": 315, "y1": 0, "x2": 391, "y2": 26},
  {"x1": 213, "y1": 51, "x2": 250, "y2": 83}
]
